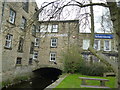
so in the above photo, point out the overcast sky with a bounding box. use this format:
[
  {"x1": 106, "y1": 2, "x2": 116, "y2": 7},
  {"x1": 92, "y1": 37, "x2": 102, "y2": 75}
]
[{"x1": 35, "y1": 0, "x2": 112, "y2": 33}]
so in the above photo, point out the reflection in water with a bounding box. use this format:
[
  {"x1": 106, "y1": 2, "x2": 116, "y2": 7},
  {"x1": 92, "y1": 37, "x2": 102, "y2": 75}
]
[{"x1": 2, "y1": 68, "x2": 62, "y2": 90}]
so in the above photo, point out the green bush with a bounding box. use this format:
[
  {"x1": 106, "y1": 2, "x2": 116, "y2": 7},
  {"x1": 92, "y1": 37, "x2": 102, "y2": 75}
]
[
  {"x1": 61, "y1": 45, "x2": 112, "y2": 76},
  {"x1": 79, "y1": 62, "x2": 110, "y2": 76},
  {"x1": 61, "y1": 45, "x2": 84, "y2": 73}
]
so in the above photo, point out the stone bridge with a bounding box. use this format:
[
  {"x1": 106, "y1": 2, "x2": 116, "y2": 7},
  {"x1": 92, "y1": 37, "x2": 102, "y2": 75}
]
[
  {"x1": 1, "y1": 62, "x2": 64, "y2": 88},
  {"x1": 32, "y1": 63, "x2": 64, "y2": 71}
]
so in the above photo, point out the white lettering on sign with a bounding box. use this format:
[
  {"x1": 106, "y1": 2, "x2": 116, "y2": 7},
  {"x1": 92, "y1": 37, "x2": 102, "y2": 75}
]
[{"x1": 46, "y1": 34, "x2": 68, "y2": 37}]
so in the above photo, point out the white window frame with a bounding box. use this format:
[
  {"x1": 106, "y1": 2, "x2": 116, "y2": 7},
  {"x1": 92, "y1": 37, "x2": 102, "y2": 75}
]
[
  {"x1": 50, "y1": 52, "x2": 56, "y2": 62},
  {"x1": 40, "y1": 25, "x2": 53, "y2": 32},
  {"x1": 5, "y1": 34, "x2": 13, "y2": 48},
  {"x1": 83, "y1": 39, "x2": 90, "y2": 50},
  {"x1": 34, "y1": 38, "x2": 39, "y2": 47},
  {"x1": 40, "y1": 25, "x2": 47, "y2": 32},
  {"x1": 94, "y1": 40, "x2": 100, "y2": 51},
  {"x1": 52, "y1": 25, "x2": 58, "y2": 32},
  {"x1": 9, "y1": 9, "x2": 16, "y2": 24},
  {"x1": 33, "y1": 51, "x2": 38, "y2": 60},
  {"x1": 20, "y1": 17, "x2": 26, "y2": 29},
  {"x1": 36, "y1": 26, "x2": 40, "y2": 33},
  {"x1": 104, "y1": 40, "x2": 111, "y2": 51},
  {"x1": 51, "y1": 38, "x2": 57, "y2": 48},
  {"x1": 48, "y1": 25, "x2": 52, "y2": 32}
]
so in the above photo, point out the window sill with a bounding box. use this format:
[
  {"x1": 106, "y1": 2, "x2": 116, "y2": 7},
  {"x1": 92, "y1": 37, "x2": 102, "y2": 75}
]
[
  {"x1": 7, "y1": 20, "x2": 16, "y2": 26},
  {"x1": 4, "y1": 47, "x2": 12, "y2": 50},
  {"x1": 94, "y1": 49, "x2": 100, "y2": 51},
  {"x1": 17, "y1": 50, "x2": 24, "y2": 53},
  {"x1": 34, "y1": 60, "x2": 39, "y2": 63},
  {"x1": 83, "y1": 49, "x2": 89, "y2": 51},
  {"x1": 32, "y1": 34, "x2": 36, "y2": 37},
  {"x1": 49, "y1": 61, "x2": 57, "y2": 64},
  {"x1": 51, "y1": 32, "x2": 58, "y2": 33},
  {"x1": 28, "y1": 64, "x2": 33, "y2": 65},
  {"x1": 49, "y1": 60, "x2": 56, "y2": 62},
  {"x1": 34, "y1": 46, "x2": 39, "y2": 48},
  {"x1": 103, "y1": 50, "x2": 111, "y2": 52},
  {"x1": 15, "y1": 64, "x2": 22, "y2": 67},
  {"x1": 30, "y1": 53, "x2": 33, "y2": 54},
  {"x1": 50, "y1": 46, "x2": 57, "y2": 48},
  {"x1": 20, "y1": 27, "x2": 26, "y2": 31},
  {"x1": 33, "y1": 58, "x2": 38, "y2": 59}
]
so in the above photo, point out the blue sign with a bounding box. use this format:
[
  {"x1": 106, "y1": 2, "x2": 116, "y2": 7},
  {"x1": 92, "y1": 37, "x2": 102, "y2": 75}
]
[{"x1": 95, "y1": 34, "x2": 113, "y2": 39}]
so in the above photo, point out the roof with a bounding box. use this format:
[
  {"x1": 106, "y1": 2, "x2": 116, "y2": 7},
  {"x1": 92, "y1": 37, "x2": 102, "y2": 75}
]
[{"x1": 38, "y1": 20, "x2": 79, "y2": 23}]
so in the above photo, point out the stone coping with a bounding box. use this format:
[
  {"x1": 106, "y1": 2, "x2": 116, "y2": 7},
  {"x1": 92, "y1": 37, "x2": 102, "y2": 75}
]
[{"x1": 44, "y1": 74, "x2": 68, "y2": 90}]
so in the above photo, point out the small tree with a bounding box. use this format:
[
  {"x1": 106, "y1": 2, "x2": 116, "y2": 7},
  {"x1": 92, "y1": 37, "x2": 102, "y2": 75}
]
[{"x1": 61, "y1": 45, "x2": 84, "y2": 73}]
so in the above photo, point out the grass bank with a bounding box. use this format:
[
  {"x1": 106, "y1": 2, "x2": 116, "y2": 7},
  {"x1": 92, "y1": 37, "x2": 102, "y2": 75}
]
[{"x1": 55, "y1": 74, "x2": 117, "y2": 88}]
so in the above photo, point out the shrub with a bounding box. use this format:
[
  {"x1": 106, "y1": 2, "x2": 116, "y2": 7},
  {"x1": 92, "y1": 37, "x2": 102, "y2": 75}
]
[
  {"x1": 61, "y1": 45, "x2": 112, "y2": 76},
  {"x1": 61, "y1": 45, "x2": 84, "y2": 73},
  {"x1": 79, "y1": 62, "x2": 110, "y2": 76}
]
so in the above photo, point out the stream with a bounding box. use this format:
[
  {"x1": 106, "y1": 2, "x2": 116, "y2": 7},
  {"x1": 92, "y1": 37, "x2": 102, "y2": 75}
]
[{"x1": 2, "y1": 68, "x2": 62, "y2": 90}]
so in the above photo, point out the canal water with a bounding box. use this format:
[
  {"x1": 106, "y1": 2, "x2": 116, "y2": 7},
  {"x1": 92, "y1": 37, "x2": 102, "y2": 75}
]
[{"x1": 2, "y1": 68, "x2": 62, "y2": 90}]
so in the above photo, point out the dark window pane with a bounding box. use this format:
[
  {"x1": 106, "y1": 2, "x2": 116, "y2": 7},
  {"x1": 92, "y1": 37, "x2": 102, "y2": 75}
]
[
  {"x1": 23, "y1": 0, "x2": 29, "y2": 12},
  {"x1": 16, "y1": 57, "x2": 22, "y2": 64}
]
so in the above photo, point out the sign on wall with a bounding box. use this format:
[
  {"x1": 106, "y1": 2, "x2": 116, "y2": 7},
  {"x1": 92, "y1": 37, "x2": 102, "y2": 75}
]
[
  {"x1": 46, "y1": 34, "x2": 68, "y2": 37},
  {"x1": 95, "y1": 34, "x2": 113, "y2": 39}
]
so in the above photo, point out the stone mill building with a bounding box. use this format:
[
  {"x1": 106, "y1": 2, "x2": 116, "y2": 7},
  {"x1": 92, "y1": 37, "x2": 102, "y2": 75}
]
[{"x1": 0, "y1": 0, "x2": 118, "y2": 88}]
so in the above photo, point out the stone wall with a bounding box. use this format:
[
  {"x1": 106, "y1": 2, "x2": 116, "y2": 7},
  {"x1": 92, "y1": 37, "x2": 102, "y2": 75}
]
[
  {"x1": 1, "y1": 2, "x2": 38, "y2": 87},
  {"x1": 38, "y1": 20, "x2": 79, "y2": 69},
  {"x1": 0, "y1": 1, "x2": 3, "y2": 88},
  {"x1": 0, "y1": 1, "x2": 118, "y2": 88},
  {"x1": 2, "y1": 66, "x2": 33, "y2": 87}
]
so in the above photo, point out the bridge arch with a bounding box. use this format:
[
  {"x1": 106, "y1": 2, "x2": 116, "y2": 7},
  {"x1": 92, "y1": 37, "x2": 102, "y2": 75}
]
[
  {"x1": 32, "y1": 64, "x2": 64, "y2": 71},
  {"x1": 33, "y1": 67, "x2": 62, "y2": 74},
  {"x1": 32, "y1": 67, "x2": 62, "y2": 87},
  {"x1": 33, "y1": 67, "x2": 62, "y2": 77}
]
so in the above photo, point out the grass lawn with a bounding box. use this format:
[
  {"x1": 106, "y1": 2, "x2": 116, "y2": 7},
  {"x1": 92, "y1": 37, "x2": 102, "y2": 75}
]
[{"x1": 55, "y1": 73, "x2": 117, "y2": 89}]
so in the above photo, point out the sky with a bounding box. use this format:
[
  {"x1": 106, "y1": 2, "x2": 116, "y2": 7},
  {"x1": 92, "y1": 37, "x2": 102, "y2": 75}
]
[{"x1": 35, "y1": 0, "x2": 112, "y2": 33}]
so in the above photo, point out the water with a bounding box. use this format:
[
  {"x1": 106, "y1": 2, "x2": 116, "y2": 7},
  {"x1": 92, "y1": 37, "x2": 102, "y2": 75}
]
[{"x1": 2, "y1": 68, "x2": 62, "y2": 90}]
